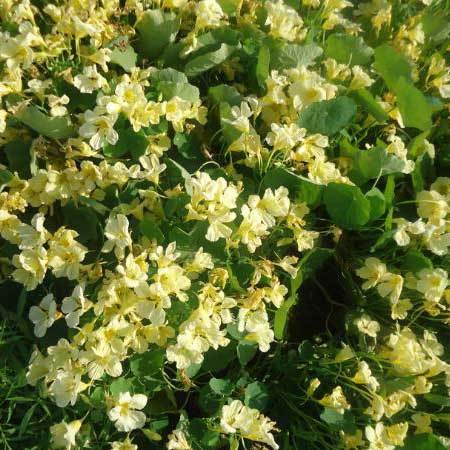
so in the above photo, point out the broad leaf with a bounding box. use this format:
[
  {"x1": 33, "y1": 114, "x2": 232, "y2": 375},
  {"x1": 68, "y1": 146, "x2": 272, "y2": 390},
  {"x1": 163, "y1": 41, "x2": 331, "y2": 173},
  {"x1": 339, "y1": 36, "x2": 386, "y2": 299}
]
[
  {"x1": 366, "y1": 188, "x2": 386, "y2": 221},
  {"x1": 15, "y1": 105, "x2": 76, "y2": 139},
  {"x1": 136, "y1": 10, "x2": 180, "y2": 59},
  {"x1": 396, "y1": 77, "x2": 432, "y2": 131},
  {"x1": 140, "y1": 218, "x2": 165, "y2": 244},
  {"x1": 271, "y1": 43, "x2": 323, "y2": 69},
  {"x1": 402, "y1": 250, "x2": 433, "y2": 274},
  {"x1": 325, "y1": 33, "x2": 373, "y2": 66},
  {"x1": 401, "y1": 434, "x2": 446, "y2": 450},
  {"x1": 298, "y1": 96, "x2": 357, "y2": 136},
  {"x1": 157, "y1": 81, "x2": 200, "y2": 103},
  {"x1": 185, "y1": 43, "x2": 236, "y2": 78},
  {"x1": 109, "y1": 36, "x2": 137, "y2": 72},
  {"x1": 349, "y1": 89, "x2": 389, "y2": 123},
  {"x1": 245, "y1": 382, "x2": 269, "y2": 410},
  {"x1": 374, "y1": 44, "x2": 412, "y2": 90},
  {"x1": 256, "y1": 46, "x2": 270, "y2": 88},
  {"x1": 209, "y1": 378, "x2": 234, "y2": 396},
  {"x1": 324, "y1": 183, "x2": 371, "y2": 229}
]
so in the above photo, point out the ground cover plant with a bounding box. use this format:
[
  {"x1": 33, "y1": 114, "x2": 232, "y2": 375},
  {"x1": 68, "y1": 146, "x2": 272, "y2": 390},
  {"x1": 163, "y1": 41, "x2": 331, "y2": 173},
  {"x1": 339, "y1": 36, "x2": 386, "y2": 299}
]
[{"x1": 0, "y1": 0, "x2": 450, "y2": 449}]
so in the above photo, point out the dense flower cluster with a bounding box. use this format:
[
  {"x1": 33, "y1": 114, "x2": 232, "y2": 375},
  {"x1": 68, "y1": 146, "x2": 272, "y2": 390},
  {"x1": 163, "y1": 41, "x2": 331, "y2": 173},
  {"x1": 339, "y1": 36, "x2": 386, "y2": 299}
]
[{"x1": 0, "y1": 0, "x2": 449, "y2": 449}]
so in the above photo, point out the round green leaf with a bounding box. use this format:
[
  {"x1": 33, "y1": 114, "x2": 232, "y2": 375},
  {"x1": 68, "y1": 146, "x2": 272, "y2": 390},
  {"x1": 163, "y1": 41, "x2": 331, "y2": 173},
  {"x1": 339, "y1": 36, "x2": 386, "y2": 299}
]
[{"x1": 324, "y1": 183, "x2": 370, "y2": 229}]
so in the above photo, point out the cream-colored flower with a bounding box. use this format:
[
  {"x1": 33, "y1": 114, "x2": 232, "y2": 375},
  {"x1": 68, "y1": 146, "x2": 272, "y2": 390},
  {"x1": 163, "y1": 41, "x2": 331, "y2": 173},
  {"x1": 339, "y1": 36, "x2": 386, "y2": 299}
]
[
  {"x1": 351, "y1": 361, "x2": 379, "y2": 391},
  {"x1": 29, "y1": 293, "x2": 57, "y2": 337},
  {"x1": 195, "y1": 0, "x2": 225, "y2": 30},
  {"x1": 356, "y1": 257, "x2": 387, "y2": 290},
  {"x1": 102, "y1": 214, "x2": 132, "y2": 260},
  {"x1": 49, "y1": 371, "x2": 88, "y2": 407},
  {"x1": 416, "y1": 268, "x2": 448, "y2": 303},
  {"x1": 12, "y1": 246, "x2": 48, "y2": 290},
  {"x1": 108, "y1": 392, "x2": 147, "y2": 432},
  {"x1": 48, "y1": 228, "x2": 87, "y2": 280},
  {"x1": 265, "y1": 0, "x2": 304, "y2": 42},
  {"x1": 50, "y1": 419, "x2": 82, "y2": 449},
  {"x1": 377, "y1": 273, "x2": 403, "y2": 304},
  {"x1": 0, "y1": 109, "x2": 7, "y2": 133},
  {"x1": 167, "y1": 429, "x2": 191, "y2": 450},
  {"x1": 61, "y1": 284, "x2": 92, "y2": 328},
  {"x1": 417, "y1": 190, "x2": 448, "y2": 226},
  {"x1": 48, "y1": 94, "x2": 70, "y2": 117},
  {"x1": 110, "y1": 438, "x2": 138, "y2": 450},
  {"x1": 73, "y1": 65, "x2": 107, "y2": 93},
  {"x1": 220, "y1": 400, "x2": 279, "y2": 449},
  {"x1": 354, "y1": 314, "x2": 380, "y2": 338},
  {"x1": 79, "y1": 108, "x2": 118, "y2": 150},
  {"x1": 318, "y1": 386, "x2": 351, "y2": 414}
]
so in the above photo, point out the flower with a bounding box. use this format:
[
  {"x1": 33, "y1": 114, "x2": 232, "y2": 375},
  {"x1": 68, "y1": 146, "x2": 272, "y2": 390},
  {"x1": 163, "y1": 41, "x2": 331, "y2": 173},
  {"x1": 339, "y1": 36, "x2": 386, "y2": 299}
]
[
  {"x1": 49, "y1": 371, "x2": 88, "y2": 407},
  {"x1": 417, "y1": 190, "x2": 448, "y2": 226},
  {"x1": 29, "y1": 293, "x2": 57, "y2": 337},
  {"x1": 415, "y1": 268, "x2": 448, "y2": 304},
  {"x1": 12, "y1": 246, "x2": 48, "y2": 290},
  {"x1": 377, "y1": 273, "x2": 403, "y2": 304},
  {"x1": 50, "y1": 419, "x2": 82, "y2": 449},
  {"x1": 61, "y1": 284, "x2": 92, "y2": 328},
  {"x1": 351, "y1": 361, "x2": 379, "y2": 392},
  {"x1": 220, "y1": 400, "x2": 279, "y2": 449},
  {"x1": 48, "y1": 94, "x2": 70, "y2": 116},
  {"x1": 48, "y1": 228, "x2": 87, "y2": 280},
  {"x1": 195, "y1": 0, "x2": 225, "y2": 30},
  {"x1": 318, "y1": 386, "x2": 351, "y2": 414},
  {"x1": 79, "y1": 108, "x2": 118, "y2": 150},
  {"x1": 110, "y1": 439, "x2": 138, "y2": 450},
  {"x1": 265, "y1": 0, "x2": 304, "y2": 42},
  {"x1": 102, "y1": 214, "x2": 132, "y2": 260},
  {"x1": 365, "y1": 423, "x2": 395, "y2": 450},
  {"x1": 73, "y1": 65, "x2": 107, "y2": 93},
  {"x1": 79, "y1": 344, "x2": 122, "y2": 380},
  {"x1": 167, "y1": 429, "x2": 192, "y2": 450},
  {"x1": 354, "y1": 314, "x2": 380, "y2": 338},
  {"x1": 185, "y1": 171, "x2": 240, "y2": 242},
  {"x1": 0, "y1": 109, "x2": 7, "y2": 133},
  {"x1": 108, "y1": 392, "x2": 147, "y2": 432},
  {"x1": 356, "y1": 257, "x2": 387, "y2": 290}
]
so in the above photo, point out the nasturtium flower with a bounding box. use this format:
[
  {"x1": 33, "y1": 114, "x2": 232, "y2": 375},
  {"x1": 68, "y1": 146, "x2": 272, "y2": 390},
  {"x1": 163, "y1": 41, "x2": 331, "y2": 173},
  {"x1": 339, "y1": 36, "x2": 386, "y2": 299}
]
[
  {"x1": 110, "y1": 439, "x2": 138, "y2": 450},
  {"x1": 108, "y1": 392, "x2": 148, "y2": 432},
  {"x1": 29, "y1": 293, "x2": 57, "y2": 337},
  {"x1": 50, "y1": 419, "x2": 82, "y2": 450},
  {"x1": 61, "y1": 284, "x2": 92, "y2": 328},
  {"x1": 220, "y1": 399, "x2": 279, "y2": 449}
]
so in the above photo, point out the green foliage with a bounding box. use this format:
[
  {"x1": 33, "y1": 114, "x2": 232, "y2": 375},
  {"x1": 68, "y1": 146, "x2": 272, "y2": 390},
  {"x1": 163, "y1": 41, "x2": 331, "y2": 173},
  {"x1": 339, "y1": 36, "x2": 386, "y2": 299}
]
[
  {"x1": 244, "y1": 382, "x2": 269, "y2": 410},
  {"x1": 4, "y1": 140, "x2": 31, "y2": 178},
  {"x1": 325, "y1": 33, "x2": 373, "y2": 66},
  {"x1": 270, "y1": 43, "x2": 323, "y2": 69},
  {"x1": 401, "y1": 434, "x2": 446, "y2": 450},
  {"x1": 395, "y1": 77, "x2": 433, "y2": 131},
  {"x1": 298, "y1": 97, "x2": 357, "y2": 136},
  {"x1": 109, "y1": 36, "x2": 137, "y2": 72},
  {"x1": 15, "y1": 105, "x2": 76, "y2": 139},
  {"x1": 374, "y1": 45, "x2": 432, "y2": 130},
  {"x1": 324, "y1": 183, "x2": 371, "y2": 229},
  {"x1": 2, "y1": 2, "x2": 450, "y2": 450},
  {"x1": 140, "y1": 218, "x2": 165, "y2": 244},
  {"x1": 104, "y1": 128, "x2": 148, "y2": 159},
  {"x1": 62, "y1": 202, "x2": 99, "y2": 243},
  {"x1": 365, "y1": 188, "x2": 386, "y2": 222},
  {"x1": 185, "y1": 43, "x2": 236, "y2": 78},
  {"x1": 262, "y1": 167, "x2": 323, "y2": 207},
  {"x1": 136, "y1": 10, "x2": 180, "y2": 59},
  {"x1": 349, "y1": 89, "x2": 389, "y2": 123}
]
